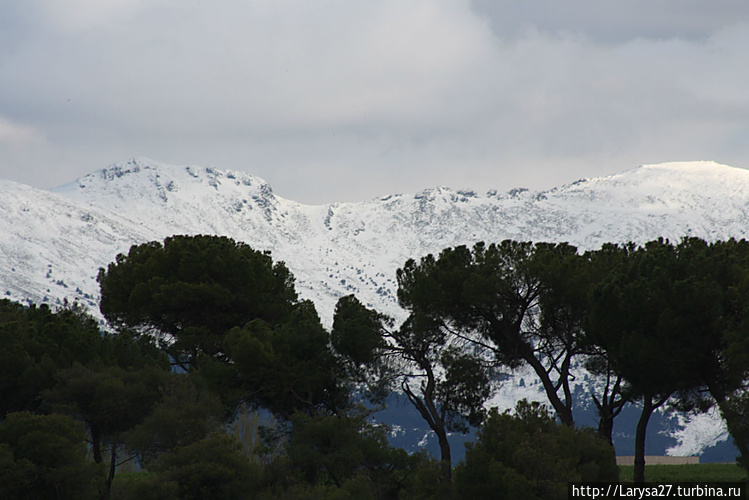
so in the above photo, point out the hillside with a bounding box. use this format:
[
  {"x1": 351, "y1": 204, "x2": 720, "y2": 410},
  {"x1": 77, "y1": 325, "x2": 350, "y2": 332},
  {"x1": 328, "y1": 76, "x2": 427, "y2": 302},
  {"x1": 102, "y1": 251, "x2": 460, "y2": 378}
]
[
  {"x1": 5, "y1": 158, "x2": 748, "y2": 323},
  {"x1": 3, "y1": 157, "x2": 749, "y2": 458}
]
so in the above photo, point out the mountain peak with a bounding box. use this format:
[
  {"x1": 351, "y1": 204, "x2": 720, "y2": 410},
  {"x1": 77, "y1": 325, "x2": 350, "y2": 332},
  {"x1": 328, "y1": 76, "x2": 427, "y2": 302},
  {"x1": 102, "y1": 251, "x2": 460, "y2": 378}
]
[
  {"x1": 631, "y1": 160, "x2": 749, "y2": 180},
  {"x1": 52, "y1": 158, "x2": 276, "y2": 211},
  {"x1": 4, "y1": 158, "x2": 748, "y2": 458},
  {"x1": 641, "y1": 160, "x2": 727, "y2": 170},
  {"x1": 10, "y1": 157, "x2": 749, "y2": 320}
]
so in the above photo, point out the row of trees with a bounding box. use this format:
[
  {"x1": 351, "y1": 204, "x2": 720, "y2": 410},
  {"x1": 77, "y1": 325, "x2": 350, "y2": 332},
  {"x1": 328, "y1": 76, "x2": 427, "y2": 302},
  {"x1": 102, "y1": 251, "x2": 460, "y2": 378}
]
[
  {"x1": 0, "y1": 299, "x2": 173, "y2": 498},
  {"x1": 337, "y1": 237, "x2": 749, "y2": 483},
  {"x1": 3, "y1": 234, "x2": 749, "y2": 497}
]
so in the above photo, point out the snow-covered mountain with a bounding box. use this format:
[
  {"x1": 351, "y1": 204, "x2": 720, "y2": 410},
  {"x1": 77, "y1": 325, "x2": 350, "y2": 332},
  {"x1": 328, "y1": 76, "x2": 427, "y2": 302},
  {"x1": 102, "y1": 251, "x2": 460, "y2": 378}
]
[
  {"x1": 7, "y1": 157, "x2": 749, "y2": 324},
  {"x1": 3, "y1": 157, "x2": 749, "y2": 458}
]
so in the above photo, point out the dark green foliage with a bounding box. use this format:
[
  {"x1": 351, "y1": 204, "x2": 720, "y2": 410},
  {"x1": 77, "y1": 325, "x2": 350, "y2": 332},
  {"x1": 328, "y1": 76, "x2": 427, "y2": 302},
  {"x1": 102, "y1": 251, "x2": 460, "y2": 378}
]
[
  {"x1": 98, "y1": 235, "x2": 297, "y2": 370},
  {"x1": 217, "y1": 299, "x2": 348, "y2": 418},
  {"x1": 586, "y1": 238, "x2": 747, "y2": 481},
  {"x1": 332, "y1": 294, "x2": 492, "y2": 482},
  {"x1": 260, "y1": 411, "x2": 436, "y2": 500},
  {"x1": 0, "y1": 411, "x2": 102, "y2": 500},
  {"x1": 0, "y1": 300, "x2": 102, "y2": 416},
  {"x1": 7, "y1": 233, "x2": 749, "y2": 498},
  {"x1": 453, "y1": 400, "x2": 617, "y2": 500},
  {"x1": 101, "y1": 329, "x2": 172, "y2": 372},
  {"x1": 691, "y1": 239, "x2": 749, "y2": 470},
  {"x1": 719, "y1": 389, "x2": 749, "y2": 470},
  {"x1": 588, "y1": 239, "x2": 719, "y2": 395},
  {"x1": 46, "y1": 363, "x2": 167, "y2": 460},
  {"x1": 437, "y1": 347, "x2": 492, "y2": 432},
  {"x1": 331, "y1": 296, "x2": 393, "y2": 405},
  {"x1": 116, "y1": 432, "x2": 261, "y2": 500},
  {"x1": 0, "y1": 298, "x2": 177, "y2": 499},
  {"x1": 332, "y1": 295, "x2": 388, "y2": 368},
  {"x1": 113, "y1": 477, "x2": 180, "y2": 500},
  {"x1": 393, "y1": 318, "x2": 464, "y2": 481},
  {"x1": 99, "y1": 235, "x2": 347, "y2": 419},
  {"x1": 150, "y1": 432, "x2": 262, "y2": 500},
  {"x1": 287, "y1": 412, "x2": 406, "y2": 490},
  {"x1": 124, "y1": 374, "x2": 224, "y2": 468},
  {"x1": 396, "y1": 241, "x2": 585, "y2": 428},
  {"x1": 577, "y1": 245, "x2": 634, "y2": 443},
  {"x1": 0, "y1": 444, "x2": 33, "y2": 500},
  {"x1": 617, "y1": 463, "x2": 748, "y2": 482}
]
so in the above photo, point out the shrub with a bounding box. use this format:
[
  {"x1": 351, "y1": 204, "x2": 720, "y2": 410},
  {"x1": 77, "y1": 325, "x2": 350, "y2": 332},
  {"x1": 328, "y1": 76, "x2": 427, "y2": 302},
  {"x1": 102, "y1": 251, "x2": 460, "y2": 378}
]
[
  {"x1": 151, "y1": 432, "x2": 262, "y2": 500},
  {"x1": 0, "y1": 412, "x2": 102, "y2": 499},
  {"x1": 454, "y1": 400, "x2": 618, "y2": 500}
]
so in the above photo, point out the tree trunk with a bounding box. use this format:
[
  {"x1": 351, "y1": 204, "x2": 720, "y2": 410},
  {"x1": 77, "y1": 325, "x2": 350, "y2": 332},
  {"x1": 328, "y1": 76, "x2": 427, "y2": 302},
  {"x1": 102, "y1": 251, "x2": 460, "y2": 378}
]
[
  {"x1": 720, "y1": 401, "x2": 749, "y2": 469},
  {"x1": 633, "y1": 395, "x2": 653, "y2": 484},
  {"x1": 710, "y1": 383, "x2": 749, "y2": 467},
  {"x1": 91, "y1": 426, "x2": 103, "y2": 464},
  {"x1": 520, "y1": 342, "x2": 575, "y2": 426},
  {"x1": 101, "y1": 442, "x2": 117, "y2": 500},
  {"x1": 633, "y1": 394, "x2": 669, "y2": 483},
  {"x1": 593, "y1": 376, "x2": 627, "y2": 447},
  {"x1": 597, "y1": 414, "x2": 614, "y2": 446},
  {"x1": 402, "y1": 369, "x2": 452, "y2": 483},
  {"x1": 434, "y1": 424, "x2": 452, "y2": 482}
]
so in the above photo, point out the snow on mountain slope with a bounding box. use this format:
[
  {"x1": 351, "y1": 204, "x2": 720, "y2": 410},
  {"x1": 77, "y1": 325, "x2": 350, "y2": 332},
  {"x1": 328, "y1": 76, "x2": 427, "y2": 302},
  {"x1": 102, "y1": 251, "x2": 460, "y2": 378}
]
[
  {"x1": 48, "y1": 158, "x2": 749, "y2": 325},
  {"x1": 51, "y1": 158, "x2": 345, "y2": 321},
  {"x1": 0, "y1": 178, "x2": 156, "y2": 310},
  {"x1": 4, "y1": 157, "x2": 749, "y2": 457}
]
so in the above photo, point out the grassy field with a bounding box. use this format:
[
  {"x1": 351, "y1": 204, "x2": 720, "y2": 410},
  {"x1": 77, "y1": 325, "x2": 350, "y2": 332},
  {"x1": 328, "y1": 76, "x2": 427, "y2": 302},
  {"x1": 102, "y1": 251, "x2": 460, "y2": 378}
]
[
  {"x1": 113, "y1": 465, "x2": 748, "y2": 493},
  {"x1": 618, "y1": 463, "x2": 748, "y2": 482}
]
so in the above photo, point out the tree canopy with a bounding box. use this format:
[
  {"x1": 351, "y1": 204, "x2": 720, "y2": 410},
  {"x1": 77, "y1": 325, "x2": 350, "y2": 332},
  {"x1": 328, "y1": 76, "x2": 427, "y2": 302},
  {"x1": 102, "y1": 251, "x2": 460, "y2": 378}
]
[
  {"x1": 98, "y1": 235, "x2": 348, "y2": 419},
  {"x1": 332, "y1": 294, "x2": 493, "y2": 484},
  {"x1": 454, "y1": 400, "x2": 617, "y2": 500},
  {"x1": 586, "y1": 238, "x2": 749, "y2": 482},
  {"x1": 6, "y1": 233, "x2": 749, "y2": 496},
  {"x1": 396, "y1": 241, "x2": 585, "y2": 427},
  {"x1": 98, "y1": 235, "x2": 297, "y2": 371},
  {"x1": 0, "y1": 300, "x2": 102, "y2": 416},
  {"x1": 0, "y1": 411, "x2": 101, "y2": 500}
]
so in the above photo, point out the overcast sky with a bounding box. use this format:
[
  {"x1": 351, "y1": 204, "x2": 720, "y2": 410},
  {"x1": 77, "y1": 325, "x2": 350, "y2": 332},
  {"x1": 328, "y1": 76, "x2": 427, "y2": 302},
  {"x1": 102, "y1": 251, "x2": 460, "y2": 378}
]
[{"x1": 1, "y1": 1, "x2": 748, "y2": 204}]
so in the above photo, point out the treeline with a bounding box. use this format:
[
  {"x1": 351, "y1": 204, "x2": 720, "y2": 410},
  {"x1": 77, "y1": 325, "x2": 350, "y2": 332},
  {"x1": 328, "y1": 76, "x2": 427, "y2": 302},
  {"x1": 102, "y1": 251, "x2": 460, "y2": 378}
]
[
  {"x1": 387, "y1": 238, "x2": 749, "y2": 484},
  {"x1": 1, "y1": 234, "x2": 748, "y2": 498}
]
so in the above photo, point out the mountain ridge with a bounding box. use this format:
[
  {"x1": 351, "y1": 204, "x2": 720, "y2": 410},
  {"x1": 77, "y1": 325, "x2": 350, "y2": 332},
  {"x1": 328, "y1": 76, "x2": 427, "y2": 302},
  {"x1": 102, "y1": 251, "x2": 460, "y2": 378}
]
[
  {"x1": 3, "y1": 157, "x2": 749, "y2": 324},
  {"x1": 3, "y1": 157, "x2": 749, "y2": 458}
]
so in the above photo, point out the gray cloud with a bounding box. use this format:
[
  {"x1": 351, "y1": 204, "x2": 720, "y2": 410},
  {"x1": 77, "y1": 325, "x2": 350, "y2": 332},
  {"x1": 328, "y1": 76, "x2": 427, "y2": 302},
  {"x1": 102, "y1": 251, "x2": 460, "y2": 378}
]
[
  {"x1": 1, "y1": 1, "x2": 748, "y2": 203},
  {"x1": 470, "y1": 0, "x2": 749, "y2": 42}
]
